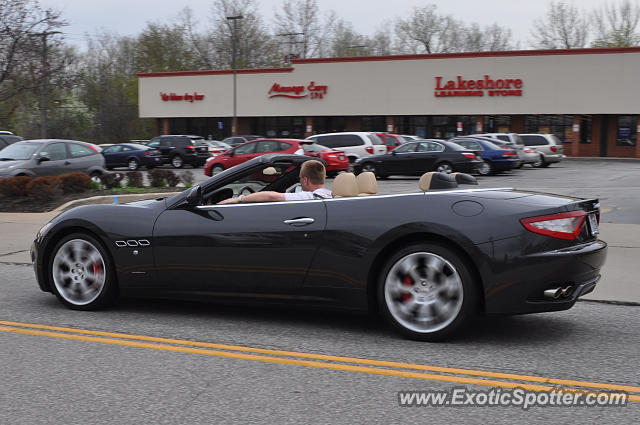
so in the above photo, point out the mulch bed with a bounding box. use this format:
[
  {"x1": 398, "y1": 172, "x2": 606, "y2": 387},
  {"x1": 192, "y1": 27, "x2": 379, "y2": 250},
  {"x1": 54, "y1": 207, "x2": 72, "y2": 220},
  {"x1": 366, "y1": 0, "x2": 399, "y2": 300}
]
[{"x1": 0, "y1": 188, "x2": 182, "y2": 213}]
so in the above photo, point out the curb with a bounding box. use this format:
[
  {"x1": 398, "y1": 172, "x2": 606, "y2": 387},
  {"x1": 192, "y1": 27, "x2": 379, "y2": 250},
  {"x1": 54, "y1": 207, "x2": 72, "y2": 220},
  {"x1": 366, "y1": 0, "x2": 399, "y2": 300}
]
[
  {"x1": 564, "y1": 156, "x2": 640, "y2": 162},
  {"x1": 53, "y1": 192, "x2": 179, "y2": 213}
]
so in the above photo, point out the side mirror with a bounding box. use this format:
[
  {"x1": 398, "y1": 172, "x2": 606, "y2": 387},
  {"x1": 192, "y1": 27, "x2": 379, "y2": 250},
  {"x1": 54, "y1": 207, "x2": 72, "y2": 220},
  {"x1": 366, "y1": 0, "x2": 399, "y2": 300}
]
[
  {"x1": 185, "y1": 185, "x2": 202, "y2": 207},
  {"x1": 38, "y1": 155, "x2": 50, "y2": 163}
]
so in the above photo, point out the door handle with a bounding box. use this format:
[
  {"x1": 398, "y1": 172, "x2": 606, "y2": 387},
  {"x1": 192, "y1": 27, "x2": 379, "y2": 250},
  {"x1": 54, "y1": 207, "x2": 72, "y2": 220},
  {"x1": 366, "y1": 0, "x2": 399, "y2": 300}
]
[
  {"x1": 283, "y1": 217, "x2": 315, "y2": 226},
  {"x1": 64, "y1": 161, "x2": 71, "y2": 165}
]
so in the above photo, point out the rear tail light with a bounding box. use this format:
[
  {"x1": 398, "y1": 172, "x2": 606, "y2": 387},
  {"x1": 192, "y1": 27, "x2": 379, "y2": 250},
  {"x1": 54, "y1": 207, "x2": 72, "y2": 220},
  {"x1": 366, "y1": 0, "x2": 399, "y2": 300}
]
[
  {"x1": 187, "y1": 145, "x2": 195, "y2": 151},
  {"x1": 144, "y1": 151, "x2": 151, "y2": 156},
  {"x1": 365, "y1": 146, "x2": 374, "y2": 154},
  {"x1": 89, "y1": 145, "x2": 100, "y2": 153},
  {"x1": 524, "y1": 149, "x2": 533, "y2": 154},
  {"x1": 502, "y1": 151, "x2": 517, "y2": 157},
  {"x1": 461, "y1": 152, "x2": 475, "y2": 159},
  {"x1": 520, "y1": 211, "x2": 587, "y2": 240},
  {"x1": 550, "y1": 146, "x2": 557, "y2": 152},
  {"x1": 500, "y1": 146, "x2": 510, "y2": 150}
]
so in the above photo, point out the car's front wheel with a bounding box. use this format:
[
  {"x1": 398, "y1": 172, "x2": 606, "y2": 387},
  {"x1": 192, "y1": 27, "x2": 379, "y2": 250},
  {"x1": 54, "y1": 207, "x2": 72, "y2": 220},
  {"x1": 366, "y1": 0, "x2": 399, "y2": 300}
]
[
  {"x1": 171, "y1": 155, "x2": 184, "y2": 168},
  {"x1": 477, "y1": 160, "x2": 493, "y2": 176},
  {"x1": 127, "y1": 158, "x2": 139, "y2": 170},
  {"x1": 211, "y1": 165, "x2": 225, "y2": 175},
  {"x1": 49, "y1": 233, "x2": 117, "y2": 310},
  {"x1": 378, "y1": 243, "x2": 477, "y2": 341}
]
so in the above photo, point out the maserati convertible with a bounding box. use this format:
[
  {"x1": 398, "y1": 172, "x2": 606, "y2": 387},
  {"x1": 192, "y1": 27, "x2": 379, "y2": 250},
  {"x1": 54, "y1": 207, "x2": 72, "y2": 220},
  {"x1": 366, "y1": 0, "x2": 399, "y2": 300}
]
[{"x1": 31, "y1": 154, "x2": 607, "y2": 340}]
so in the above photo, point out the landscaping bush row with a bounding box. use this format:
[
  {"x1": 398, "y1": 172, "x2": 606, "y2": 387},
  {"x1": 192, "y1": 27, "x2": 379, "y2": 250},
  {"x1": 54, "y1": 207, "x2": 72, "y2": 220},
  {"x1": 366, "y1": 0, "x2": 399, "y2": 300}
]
[
  {"x1": 0, "y1": 173, "x2": 92, "y2": 199},
  {"x1": 0, "y1": 170, "x2": 195, "y2": 200}
]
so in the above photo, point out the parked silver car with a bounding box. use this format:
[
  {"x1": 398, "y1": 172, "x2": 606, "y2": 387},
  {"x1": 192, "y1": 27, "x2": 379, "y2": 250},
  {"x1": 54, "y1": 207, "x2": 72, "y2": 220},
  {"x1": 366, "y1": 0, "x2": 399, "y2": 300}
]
[
  {"x1": 0, "y1": 139, "x2": 106, "y2": 178},
  {"x1": 519, "y1": 134, "x2": 565, "y2": 167}
]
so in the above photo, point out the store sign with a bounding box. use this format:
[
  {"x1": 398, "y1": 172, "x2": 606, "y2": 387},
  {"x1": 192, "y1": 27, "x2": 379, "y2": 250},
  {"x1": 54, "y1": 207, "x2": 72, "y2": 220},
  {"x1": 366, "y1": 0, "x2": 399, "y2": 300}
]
[
  {"x1": 434, "y1": 75, "x2": 523, "y2": 98},
  {"x1": 268, "y1": 82, "x2": 328, "y2": 99},
  {"x1": 160, "y1": 92, "x2": 205, "y2": 102}
]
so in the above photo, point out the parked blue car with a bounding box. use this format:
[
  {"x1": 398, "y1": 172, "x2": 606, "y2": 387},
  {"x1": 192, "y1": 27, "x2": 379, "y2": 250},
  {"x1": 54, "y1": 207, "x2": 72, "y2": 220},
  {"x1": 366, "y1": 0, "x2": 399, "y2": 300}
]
[
  {"x1": 449, "y1": 137, "x2": 518, "y2": 176},
  {"x1": 101, "y1": 143, "x2": 162, "y2": 171}
]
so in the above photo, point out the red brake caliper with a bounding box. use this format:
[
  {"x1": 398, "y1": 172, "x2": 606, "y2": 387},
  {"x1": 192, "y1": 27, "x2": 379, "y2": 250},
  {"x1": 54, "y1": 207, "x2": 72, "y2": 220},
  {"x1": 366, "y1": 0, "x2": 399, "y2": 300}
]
[
  {"x1": 401, "y1": 275, "x2": 413, "y2": 302},
  {"x1": 93, "y1": 263, "x2": 101, "y2": 275}
]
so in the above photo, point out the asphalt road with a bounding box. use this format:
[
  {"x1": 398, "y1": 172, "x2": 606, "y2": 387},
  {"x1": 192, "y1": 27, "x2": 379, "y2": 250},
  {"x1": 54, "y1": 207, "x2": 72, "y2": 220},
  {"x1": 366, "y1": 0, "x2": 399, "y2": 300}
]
[
  {"x1": 1, "y1": 263, "x2": 638, "y2": 424},
  {"x1": 142, "y1": 158, "x2": 640, "y2": 224}
]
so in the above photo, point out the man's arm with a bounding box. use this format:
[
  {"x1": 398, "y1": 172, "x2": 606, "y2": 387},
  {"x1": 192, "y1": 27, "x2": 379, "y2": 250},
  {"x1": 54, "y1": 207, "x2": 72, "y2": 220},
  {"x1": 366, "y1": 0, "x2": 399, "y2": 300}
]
[{"x1": 217, "y1": 191, "x2": 285, "y2": 205}]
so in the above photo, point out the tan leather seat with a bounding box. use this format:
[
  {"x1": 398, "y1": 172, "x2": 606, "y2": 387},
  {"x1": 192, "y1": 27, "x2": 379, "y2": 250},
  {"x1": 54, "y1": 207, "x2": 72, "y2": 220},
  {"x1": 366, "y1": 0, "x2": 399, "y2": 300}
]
[
  {"x1": 356, "y1": 172, "x2": 378, "y2": 196},
  {"x1": 419, "y1": 172, "x2": 458, "y2": 191},
  {"x1": 332, "y1": 173, "x2": 358, "y2": 197}
]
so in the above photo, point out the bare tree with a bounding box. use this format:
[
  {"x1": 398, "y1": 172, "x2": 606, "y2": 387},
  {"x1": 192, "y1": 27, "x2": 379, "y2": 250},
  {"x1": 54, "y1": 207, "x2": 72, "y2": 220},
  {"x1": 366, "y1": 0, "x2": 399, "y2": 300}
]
[
  {"x1": 530, "y1": 1, "x2": 589, "y2": 49},
  {"x1": 273, "y1": 0, "x2": 335, "y2": 58},
  {"x1": 395, "y1": 5, "x2": 442, "y2": 54},
  {"x1": 207, "y1": 0, "x2": 280, "y2": 69},
  {"x1": 328, "y1": 20, "x2": 370, "y2": 57},
  {"x1": 592, "y1": 0, "x2": 640, "y2": 47},
  {"x1": 0, "y1": 0, "x2": 69, "y2": 102}
]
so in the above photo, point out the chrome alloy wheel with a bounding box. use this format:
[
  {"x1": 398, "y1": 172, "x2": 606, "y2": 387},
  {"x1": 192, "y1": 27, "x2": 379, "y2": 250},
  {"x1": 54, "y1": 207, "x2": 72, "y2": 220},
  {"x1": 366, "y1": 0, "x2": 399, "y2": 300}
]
[
  {"x1": 436, "y1": 163, "x2": 453, "y2": 173},
  {"x1": 478, "y1": 160, "x2": 491, "y2": 176},
  {"x1": 362, "y1": 163, "x2": 376, "y2": 173},
  {"x1": 52, "y1": 239, "x2": 106, "y2": 306},
  {"x1": 384, "y1": 252, "x2": 464, "y2": 334}
]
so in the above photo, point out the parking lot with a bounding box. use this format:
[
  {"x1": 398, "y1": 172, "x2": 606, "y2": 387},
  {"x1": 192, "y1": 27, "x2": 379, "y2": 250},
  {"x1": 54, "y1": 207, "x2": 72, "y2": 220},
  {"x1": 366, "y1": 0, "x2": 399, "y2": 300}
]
[{"x1": 138, "y1": 158, "x2": 640, "y2": 225}]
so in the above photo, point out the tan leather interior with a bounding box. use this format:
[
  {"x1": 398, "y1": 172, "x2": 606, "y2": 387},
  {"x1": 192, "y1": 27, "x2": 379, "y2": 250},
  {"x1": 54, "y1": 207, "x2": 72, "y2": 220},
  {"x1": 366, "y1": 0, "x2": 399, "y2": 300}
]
[
  {"x1": 356, "y1": 172, "x2": 378, "y2": 196},
  {"x1": 332, "y1": 172, "x2": 358, "y2": 197},
  {"x1": 418, "y1": 172, "x2": 436, "y2": 191}
]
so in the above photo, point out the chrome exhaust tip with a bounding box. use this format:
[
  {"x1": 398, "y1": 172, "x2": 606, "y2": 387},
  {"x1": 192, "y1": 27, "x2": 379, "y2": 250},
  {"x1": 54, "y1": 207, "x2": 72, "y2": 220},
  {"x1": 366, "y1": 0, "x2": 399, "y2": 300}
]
[
  {"x1": 543, "y1": 288, "x2": 562, "y2": 299},
  {"x1": 560, "y1": 285, "x2": 573, "y2": 297}
]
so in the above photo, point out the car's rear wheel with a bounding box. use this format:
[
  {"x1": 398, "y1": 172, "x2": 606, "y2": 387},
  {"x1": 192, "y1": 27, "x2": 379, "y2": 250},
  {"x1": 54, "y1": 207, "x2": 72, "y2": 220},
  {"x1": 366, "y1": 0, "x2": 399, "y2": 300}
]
[
  {"x1": 378, "y1": 243, "x2": 477, "y2": 341},
  {"x1": 435, "y1": 162, "x2": 453, "y2": 174},
  {"x1": 532, "y1": 154, "x2": 545, "y2": 168},
  {"x1": 49, "y1": 233, "x2": 117, "y2": 310},
  {"x1": 127, "y1": 158, "x2": 139, "y2": 170},
  {"x1": 211, "y1": 165, "x2": 225, "y2": 175},
  {"x1": 171, "y1": 155, "x2": 184, "y2": 168},
  {"x1": 477, "y1": 160, "x2": 493, "y2": 176}
]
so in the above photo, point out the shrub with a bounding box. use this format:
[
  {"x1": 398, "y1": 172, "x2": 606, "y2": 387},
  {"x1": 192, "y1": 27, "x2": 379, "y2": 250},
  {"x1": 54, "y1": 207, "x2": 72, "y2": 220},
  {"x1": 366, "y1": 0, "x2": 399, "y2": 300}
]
[
  {"x1": 90, "y1": 181, "x2": 100, "y2": 190},
  {"x1": 180, "y1": 171, "x2": 195, "y2": 186},
  {"x1": 0, "y1": 176, "x2": 32, "y2": 197},
  {"x1": 148, "y1": 169, "x2": 166, "y2": 187},
  {"x1": 164, "y1": 170, "x2": 180, "y2": 187},
  {"x1": 58, "y1": 173, "x2": 91, "y2": 194},
  {"x1": 99, "y1": 172, "x2": 124, "y2": 189},
  {"x1": 25, "y1": 177, "x2": 62, "y2": 201},
  {"x1": 125, "y1": 171, "x2": 144, "y2": 188}
]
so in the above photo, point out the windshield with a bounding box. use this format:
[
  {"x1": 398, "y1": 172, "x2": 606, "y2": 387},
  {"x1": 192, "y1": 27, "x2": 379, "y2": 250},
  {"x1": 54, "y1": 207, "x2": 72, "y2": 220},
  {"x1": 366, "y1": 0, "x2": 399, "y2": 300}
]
[{"x1": 0, "y1": 142, "x2": 41, "y2": 160}]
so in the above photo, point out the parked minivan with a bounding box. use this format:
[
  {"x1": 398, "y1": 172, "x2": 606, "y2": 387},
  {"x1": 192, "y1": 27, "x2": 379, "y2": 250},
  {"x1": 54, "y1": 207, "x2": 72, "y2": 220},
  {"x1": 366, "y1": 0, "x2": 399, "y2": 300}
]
[
  {"x1": 519, "y1": 133, "x2": 564, "y2": 167},
  {"x1": 473, "y1": 133, "x2": 536, "y2": 167},
  {"x1": 305, "y1": 132, "x2": 387, "y2": 165}
]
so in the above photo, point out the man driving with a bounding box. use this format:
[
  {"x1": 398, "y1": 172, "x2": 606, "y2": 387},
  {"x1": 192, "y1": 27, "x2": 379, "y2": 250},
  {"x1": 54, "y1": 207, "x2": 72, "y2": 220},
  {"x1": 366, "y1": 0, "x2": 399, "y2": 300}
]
[{"x1": 217, "y1": 160, "x2": 332, "y2": 204}]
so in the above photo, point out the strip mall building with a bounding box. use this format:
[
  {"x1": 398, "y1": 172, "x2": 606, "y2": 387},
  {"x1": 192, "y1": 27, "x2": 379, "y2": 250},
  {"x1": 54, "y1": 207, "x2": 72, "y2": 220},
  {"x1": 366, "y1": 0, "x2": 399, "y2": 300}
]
[{"x1": 138, "y1": 47, "x2": 640, "y2": 158}]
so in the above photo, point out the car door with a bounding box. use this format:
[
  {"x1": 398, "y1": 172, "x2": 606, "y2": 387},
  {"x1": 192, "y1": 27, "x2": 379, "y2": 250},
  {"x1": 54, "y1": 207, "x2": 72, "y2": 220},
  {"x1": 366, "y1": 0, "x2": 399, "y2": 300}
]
[
  {"x1": 34, "y1": 142, "x2": 70, "y2": 176},
  {"x1": 226, "y1": 141, "x2": 258, "y2": 167},
  {"x1": 152, "y1": 199, "x2": 327, "y2": 293},
  {"x1": 384, "y1": 142, "x2": 418, "y2": 174},
  {"x1": 412, "y1": 141, "x2": 443, "y2": 172},
  {"x1": 67, "y1": 143, "x2": 99, "y2": 173},
  {"x1": 102, "y1": 145, "x2": 122, "y2": 167}
]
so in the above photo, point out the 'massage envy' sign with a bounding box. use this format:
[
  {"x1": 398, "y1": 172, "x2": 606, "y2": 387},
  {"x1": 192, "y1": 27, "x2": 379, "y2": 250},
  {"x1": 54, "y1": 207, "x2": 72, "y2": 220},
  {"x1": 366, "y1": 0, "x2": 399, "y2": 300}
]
[{"x1": 434, "y1": 75, "x2": 523, "y2": 97}]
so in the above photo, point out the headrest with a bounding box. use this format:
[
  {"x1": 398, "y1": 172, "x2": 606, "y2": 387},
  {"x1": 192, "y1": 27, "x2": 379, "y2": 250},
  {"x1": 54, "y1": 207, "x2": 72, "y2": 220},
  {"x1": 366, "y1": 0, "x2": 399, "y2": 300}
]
[
  {"x1": 450, "y1": 172, "x2": 478, "y2": 185},
  {"x1": 419, "y1": 172, "x2": 458, "y2": 191},
  {"x1": 332, "y1": 173, "x2": 358, "y2": 197},
  {"x1": 356, "y1": 172, "x2": 378, "y2": 196}
]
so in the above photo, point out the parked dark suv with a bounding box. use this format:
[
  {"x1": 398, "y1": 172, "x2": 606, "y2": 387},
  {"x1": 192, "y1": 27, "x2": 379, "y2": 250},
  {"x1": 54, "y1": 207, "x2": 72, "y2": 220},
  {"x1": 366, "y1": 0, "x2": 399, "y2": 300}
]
[
  {"x1": 146, "y1": 135, "x2": 210, "y2": 168},
  {"x1": 0, "y1": 134, "x2": 24, "y2": 150}
]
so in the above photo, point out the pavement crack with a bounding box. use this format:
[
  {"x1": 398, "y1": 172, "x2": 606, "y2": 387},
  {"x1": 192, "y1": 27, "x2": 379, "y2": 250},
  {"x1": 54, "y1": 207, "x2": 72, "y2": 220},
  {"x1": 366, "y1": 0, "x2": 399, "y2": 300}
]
[{"x1": 0, "y1": 249, "x2": 29, "y2": 257}]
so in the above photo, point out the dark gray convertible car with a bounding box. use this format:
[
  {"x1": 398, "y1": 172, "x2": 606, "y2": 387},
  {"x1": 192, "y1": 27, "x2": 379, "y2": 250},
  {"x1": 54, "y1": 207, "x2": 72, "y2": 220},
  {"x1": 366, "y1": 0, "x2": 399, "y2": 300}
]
[{"x1": 31, "y1": 154, "x2": 607, "y2": 340}]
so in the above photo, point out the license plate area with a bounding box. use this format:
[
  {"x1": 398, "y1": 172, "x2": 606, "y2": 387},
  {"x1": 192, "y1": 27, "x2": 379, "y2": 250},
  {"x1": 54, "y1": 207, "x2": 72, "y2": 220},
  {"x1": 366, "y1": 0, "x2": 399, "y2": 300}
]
[{"x1": 588, "y1": 213, "x2": 599, "y2": 236}]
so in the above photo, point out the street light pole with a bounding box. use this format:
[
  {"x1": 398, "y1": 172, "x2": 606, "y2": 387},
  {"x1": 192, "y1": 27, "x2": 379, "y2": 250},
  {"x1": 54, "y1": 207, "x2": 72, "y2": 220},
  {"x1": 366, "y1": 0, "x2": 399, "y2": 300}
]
[
  {"x1": 30, "y1": 31, "x2": 61, "y2": 139},
  {"x1": 227, "y1": 15, "x2": 243, "y2": 137}
]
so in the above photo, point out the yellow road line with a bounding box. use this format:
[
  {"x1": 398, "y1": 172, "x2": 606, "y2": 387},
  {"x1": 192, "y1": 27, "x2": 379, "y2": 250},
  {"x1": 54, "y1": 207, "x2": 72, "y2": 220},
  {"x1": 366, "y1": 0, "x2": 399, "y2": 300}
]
[
  {"x1": 1, "y1": 320, "x2": 638, "y2": 399},
  {"x1": 3, "y1": 324, "x2": 637, "y2": 402}
]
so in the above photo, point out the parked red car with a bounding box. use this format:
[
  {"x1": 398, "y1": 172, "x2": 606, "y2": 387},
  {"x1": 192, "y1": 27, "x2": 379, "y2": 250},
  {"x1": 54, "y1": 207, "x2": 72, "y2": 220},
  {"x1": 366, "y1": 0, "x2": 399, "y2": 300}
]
[
  {"x1": 204, "y1": 139, "x2": 349, "y2": 176},
  {"x1": 376, "y1": 133, "x2": 406, "y2": 151}
]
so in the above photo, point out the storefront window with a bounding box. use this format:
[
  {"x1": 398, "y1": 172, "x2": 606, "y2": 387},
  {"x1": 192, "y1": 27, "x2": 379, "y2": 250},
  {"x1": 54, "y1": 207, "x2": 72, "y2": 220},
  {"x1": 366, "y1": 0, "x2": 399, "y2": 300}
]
[
  {"x1": 580, "y1": 116, "x2": 592, "y2": 144},
  {"x1": 361, "y1": 116, "x2": 386, "y2": 132},
  {"x1": 524, "y1": 115, "x2": 573, "y2": 141},
  {"x1": 617, "y1": 115, "x2": 637, "y2": 146},
  {"x1": 484, "y1": 116, "x2": 511, "y2": 133},
  {"x1": 254, "y1": 117, "x2": 307, "y2": 139}
]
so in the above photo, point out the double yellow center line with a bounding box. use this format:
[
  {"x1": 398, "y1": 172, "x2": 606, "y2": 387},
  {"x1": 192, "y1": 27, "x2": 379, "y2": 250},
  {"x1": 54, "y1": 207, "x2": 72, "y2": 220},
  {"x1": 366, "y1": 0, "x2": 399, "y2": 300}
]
[{"x1": 1, "y1": 319, "x2": 638, "y2": 402}]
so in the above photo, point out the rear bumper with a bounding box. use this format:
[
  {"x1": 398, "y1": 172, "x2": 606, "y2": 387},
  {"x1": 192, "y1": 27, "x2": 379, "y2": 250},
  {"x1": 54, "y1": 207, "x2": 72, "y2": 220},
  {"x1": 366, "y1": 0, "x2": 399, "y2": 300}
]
[
  {"x1": 483, "y1": 239, "x2": 608, "y2": 315},
  {"x1": 490, "y1": 158, "x2": 516, "y2": 171}
]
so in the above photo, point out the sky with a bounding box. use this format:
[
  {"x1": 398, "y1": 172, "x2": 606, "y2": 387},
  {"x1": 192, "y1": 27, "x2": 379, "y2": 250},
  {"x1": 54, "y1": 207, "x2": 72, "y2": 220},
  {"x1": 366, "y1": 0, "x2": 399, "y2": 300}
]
[{"x1": 43, "y1": 0, "x2": 609, "y2": 49}]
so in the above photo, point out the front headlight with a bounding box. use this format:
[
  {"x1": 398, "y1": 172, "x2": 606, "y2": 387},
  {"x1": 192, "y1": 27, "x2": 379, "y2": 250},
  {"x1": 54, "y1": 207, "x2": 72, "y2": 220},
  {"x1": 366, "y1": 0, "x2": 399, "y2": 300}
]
[{"x1": 36, "y1": 222, "x2": 53, "y2": 242}]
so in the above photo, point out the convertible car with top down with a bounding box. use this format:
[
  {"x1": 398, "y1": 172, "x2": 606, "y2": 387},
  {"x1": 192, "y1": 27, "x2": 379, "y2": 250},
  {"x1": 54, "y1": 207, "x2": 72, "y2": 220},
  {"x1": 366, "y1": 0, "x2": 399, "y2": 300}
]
[{"x1": 31, "y1": 154, "x2": 607, "y2": 340}]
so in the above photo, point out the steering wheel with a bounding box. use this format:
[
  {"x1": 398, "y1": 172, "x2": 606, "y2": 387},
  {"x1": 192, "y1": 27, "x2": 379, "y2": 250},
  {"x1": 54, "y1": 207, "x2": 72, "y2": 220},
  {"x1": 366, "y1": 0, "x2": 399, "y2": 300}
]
[{"x1": 238, "y1": 185, "x2": 255, "y2": 196}]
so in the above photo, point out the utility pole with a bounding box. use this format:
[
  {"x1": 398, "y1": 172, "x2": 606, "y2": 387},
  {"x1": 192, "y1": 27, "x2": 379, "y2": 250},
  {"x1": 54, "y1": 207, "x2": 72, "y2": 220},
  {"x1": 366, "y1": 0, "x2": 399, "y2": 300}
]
[
  {"x1": 227, "y1": 15, "x2": 243, "y2": 137},
  {"x1": 31, "y1": 31, "x2": 61, "y2": 139}
]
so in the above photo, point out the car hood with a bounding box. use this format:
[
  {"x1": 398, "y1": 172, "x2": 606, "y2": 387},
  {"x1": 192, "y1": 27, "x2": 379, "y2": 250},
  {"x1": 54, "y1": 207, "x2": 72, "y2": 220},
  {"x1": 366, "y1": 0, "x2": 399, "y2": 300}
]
[{"x1": 0, "y1": 159, "x2": 28, "y2": 170}]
